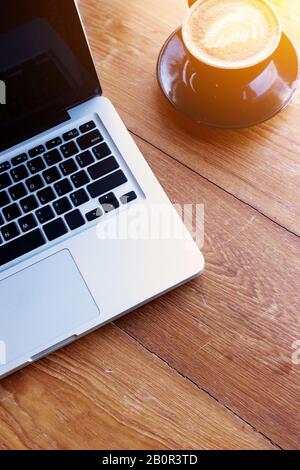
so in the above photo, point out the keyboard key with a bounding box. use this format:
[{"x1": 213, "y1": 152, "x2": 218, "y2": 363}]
[
  {"x1": 88, "y1": 157, "x2": 119, "y2": 181},
  {"x1": 63, "y1": 128, "x2": 79, "y2": 142},
  {"x1": 70, "y1": 189, "x2": 89, "y2": 207},
  {"x1": 0, "y1": 191, "x2": 10, "y2": 208},
  {"x1": 26, "y1": 175, "x2": 44, "y2": 192},
  {"x1": 87, "y1": 170, "x2": 127, "y2": 199},
  {"x1": 60, "y1": 159, "x2": 78, "y2": 177},
  {"x1": 65, "y1": 209, "x2": 85, "y2": 231},
  {"x1": 0, "y1": 172, "x2": 12, "y2": 190},
  {"x1": 53, "y1": 197, "x2": 72, "y2": 215},
  {"x1": 46, "y1": 137, "x2": 62, "y2": 150},
  {"x1": 9, "y1": 183, "x2": 27, "y2": 201},
  {"x1": 71, "y1": 170, "x2": 89, "y2": 188},
  {"x1": 0, "y1": 229, "x2": 45, "y2": 266},
  {"x1": 28, "y1": 157, "x2": 46, "y2": 175},
  {"x1": 61, "y1": 141, "x2": 78, "y2": 158},
  {"x1": 44, "y1": 149, "x2": 62, "y2": 166},
  {"x1": 11, "y1": 153, "x2": 28, "y2": 166},
  {"x1": 3, "y1": 203, "x2": 21, "y2": 222},
  {"x1": 0, "y1": 213, "x2": 4, "y2": 226},
  {"x1": 1, "y1": 222, "x2": 20, "y2": 242},
  {"x1": 11, "y1": 164, "x2": 29, "y2": 182},
  {"x1": 76, "y1": 150, "x2": 94, "y2": 168},
  {"x1": 43, "y1": 218, "x2": 68, "y2": 241},
  {"x1": 77, "y1": 129, "x2": 103, "y2": 150},
  {"x1": 0, "y1": 161, "x2": 11, "y2": 174},
  {"x1": 86, "y1": 208, "x2": 103, "y2": 222},
  {"x1": 20, "y1": 195, "x2": 39, "y2": 213},
  {"x1": 120, "y1": 191, "x2": 137, "y2": 204},
  {"x1": 54, "y1": 178, "x2": 73, "y2": 197},
  {"x1": 29, "y1": 145, "x2": 45, "y2": 158},
  {"x1": 18, "y1": 214, "x2": 37, "y2": 233},
  {"x1": 79, "y1": 121, "x2": 96, "y2": 134},
  {"x1": 36, "y1": 205, "x2": 55, "y2": 224},
  {"x1": 99, "y1": 192, "x2": 120, "y2": 213},
  {"x1": 93, "y1": 142, "x2": 111, "y2": 160},
  {"x1": 37, "y1": 187, "x2": 56, "y2": 205},
  {"x1": 43, "y1": 167, "x2": 61, "y2": 184}
]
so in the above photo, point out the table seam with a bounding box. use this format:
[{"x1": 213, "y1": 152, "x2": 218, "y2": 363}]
[
  {"x1": 114, "y1": 324, "x2": 282, "y2": 450},
  {"x1": 129, "y1": 129, "x2": 300, "y2": 240}
]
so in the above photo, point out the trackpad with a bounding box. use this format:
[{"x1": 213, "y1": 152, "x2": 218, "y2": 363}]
[{"x1": 0, "y1": 250, "x2": 100, "y2": 365}]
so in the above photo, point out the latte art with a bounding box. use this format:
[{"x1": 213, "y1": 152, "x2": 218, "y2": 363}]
[
  {"x1": 201, "y1": 7, "x2": 266, "y2": 49},
  {"x1": 183, "y1": 0, "x2": 281, "y2": 69}
]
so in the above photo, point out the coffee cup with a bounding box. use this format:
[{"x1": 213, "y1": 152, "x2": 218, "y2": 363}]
[
  {"x1": 157, "y1": 0, "x2": 299, "y2": 128},
  {"x1": 184, "y1": 0, "x2": 282, "y2": 70}
]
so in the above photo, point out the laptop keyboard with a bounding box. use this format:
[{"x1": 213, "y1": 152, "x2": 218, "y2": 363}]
[{"x1": 0, "y1": 120, "x2": 137, "y2": 268}]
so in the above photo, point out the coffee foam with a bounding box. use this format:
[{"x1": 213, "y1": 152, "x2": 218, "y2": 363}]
[{"x1": 183, "y1": 0, "x2": 281, "y2": 69}]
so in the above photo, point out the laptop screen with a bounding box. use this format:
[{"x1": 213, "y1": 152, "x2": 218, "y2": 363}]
[{"x1": 0, "y1": 0, "x2": 101, "y2": 152}]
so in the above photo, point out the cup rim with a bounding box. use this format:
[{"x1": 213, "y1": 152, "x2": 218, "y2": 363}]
[{"x1": 182, "y1": 0, "x2": 282, "y2": 70}]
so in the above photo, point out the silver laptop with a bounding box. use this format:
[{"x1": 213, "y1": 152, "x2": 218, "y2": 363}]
[{"x1": 0, "y1": 0, "x2": 204, "y2": 378}]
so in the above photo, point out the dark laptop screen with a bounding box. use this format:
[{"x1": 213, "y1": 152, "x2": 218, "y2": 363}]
[{"x1": 0, "y1": 0, "x2": 101, "y2": 152}]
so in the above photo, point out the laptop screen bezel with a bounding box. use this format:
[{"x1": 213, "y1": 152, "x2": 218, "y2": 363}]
[{"x1": 73, "y1": 0, "x2": 103, "y2": 97}]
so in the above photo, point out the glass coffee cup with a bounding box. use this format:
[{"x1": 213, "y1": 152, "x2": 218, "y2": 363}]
[{"x1": 157, "y1": 0, "x2": 299, "y2": 128}]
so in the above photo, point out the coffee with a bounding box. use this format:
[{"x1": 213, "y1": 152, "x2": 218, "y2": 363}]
[{"x1": 183, "y1": 0, "x2": 281, "y2": 69}]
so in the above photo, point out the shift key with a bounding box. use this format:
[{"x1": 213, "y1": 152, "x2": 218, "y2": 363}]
[
  {"x1": 0, "y1": 229, "x2": 46, "y2": 267},
  {"x1": 87, "y1": 170, "x2": 127, "y2": 198}
]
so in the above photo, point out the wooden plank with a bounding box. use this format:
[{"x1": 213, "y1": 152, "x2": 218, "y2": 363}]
[
  {"x1": 116, "y1": 135, "x2": 300, "y2": 449},
  {"x1": 0, "y1": 325, "x2": 274, "y2": 450},
  {"x1": 78, "y1": 0, "x2": 300, "y2": 235},
  {"x1": 0, "y1": 0, "x2": 297, "y2": 451}
]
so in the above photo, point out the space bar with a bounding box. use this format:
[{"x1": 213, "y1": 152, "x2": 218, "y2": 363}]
[{"x1": 0, "y1": 229, "x2": 46, "y2": 267}]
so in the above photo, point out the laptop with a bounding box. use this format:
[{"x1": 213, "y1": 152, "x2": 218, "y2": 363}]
[{"x1": 0, "y1": 0, "x2": 204, "y2": 378}]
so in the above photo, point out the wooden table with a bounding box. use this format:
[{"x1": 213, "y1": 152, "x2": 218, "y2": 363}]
[{"x1": 1, "y1": 0, "x2": 300, "y2": 450}]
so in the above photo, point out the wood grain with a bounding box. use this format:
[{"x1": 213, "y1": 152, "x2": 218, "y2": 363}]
[
  {"x1": 78, "y1": 0, "x2": 300, "y2": 235},
  {"x1": 117, "y1": 135, "x2": 300, "y2": 449},
  {"x1": 0, "y1": 0, "x2": 299, "y2": 451},
  {"x1": 0, "y1": 325, "x2": 273, "y2": 450}
]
